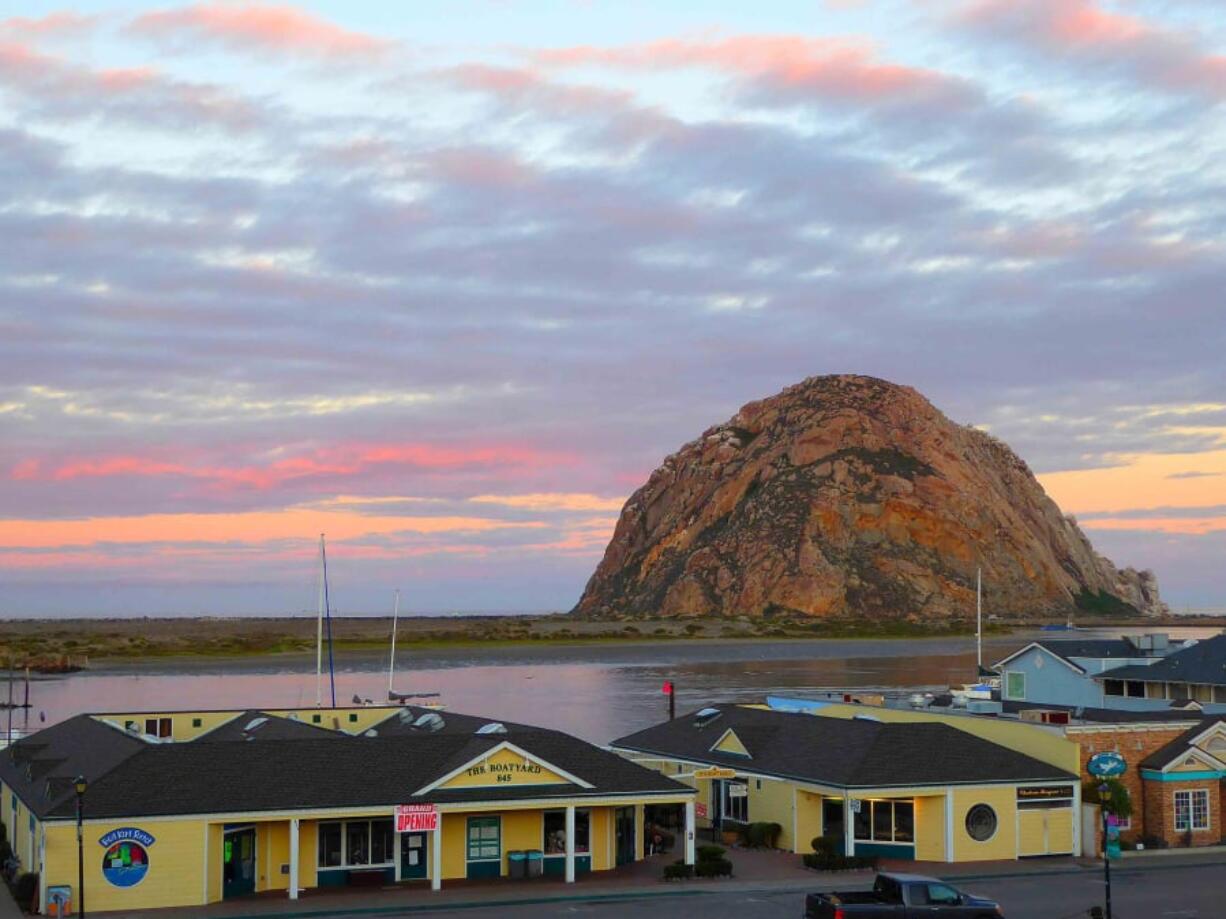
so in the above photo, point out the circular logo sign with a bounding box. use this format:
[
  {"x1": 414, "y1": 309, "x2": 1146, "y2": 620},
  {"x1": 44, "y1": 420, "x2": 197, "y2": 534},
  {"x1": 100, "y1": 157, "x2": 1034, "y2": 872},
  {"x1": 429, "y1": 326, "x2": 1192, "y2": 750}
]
[
  {"x1": 1087, "y1": 751, "x2": 1127, "y2": 778},
  {"x1": 98, "y1": 828, "x2": 156, "y2": 888},
  {"x1": 102, "y1": 840, "x2": 149, "y2": 888}
]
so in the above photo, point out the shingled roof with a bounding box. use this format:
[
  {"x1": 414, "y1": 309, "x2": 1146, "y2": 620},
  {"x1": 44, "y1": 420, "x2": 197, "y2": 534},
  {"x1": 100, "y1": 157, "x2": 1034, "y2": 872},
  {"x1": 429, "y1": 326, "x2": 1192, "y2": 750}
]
[
  {"x1": 612, "y1": 705, "x2": 1076, "y2": 789},
  {"x1": 0, "y1": 710, "x2": 692, "y2": 821},
  {"x1": 1139, "y1": 717, "x2": 1226, "y2": 771},
  {"x1": 1096, "y1": 634, "x2": 1226, "y2": 687}
]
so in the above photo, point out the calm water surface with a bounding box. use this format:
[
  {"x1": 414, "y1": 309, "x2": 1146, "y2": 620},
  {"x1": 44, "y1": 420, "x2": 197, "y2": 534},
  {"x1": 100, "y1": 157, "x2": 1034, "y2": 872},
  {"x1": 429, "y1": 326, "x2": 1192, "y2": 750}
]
[{"x1": 9, "y1": 626, "x2": 1222, "y2": 744}]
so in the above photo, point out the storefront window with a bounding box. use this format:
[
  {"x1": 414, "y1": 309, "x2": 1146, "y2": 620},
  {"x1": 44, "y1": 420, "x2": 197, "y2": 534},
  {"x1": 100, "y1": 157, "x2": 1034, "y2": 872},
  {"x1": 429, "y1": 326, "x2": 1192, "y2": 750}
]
[
  {"x1": 543, "y1": 810, "x2": 590, "y2": 854},
  {"x1": 722, "y1": 781, "x2": 749, "y2": 823},
  {"x1": 370, "y1": 819, "x2": 394, "y2": 864},
  {"x1": 318, "y1": 823, "x2": 342, "y2": 867},
  {"x1": 347, "y1": 822, "x2": 369, "y2": 866},
  {"x1": 468, "y1": 817, "x2": 501, "y2": 861},
  {"x1": 965, "y1": 804, "x2": 998, "y2": 842},
  {"x1": 854, "y1": 800, "x2": 914, "y2": 843},
  {"x1": 1174, "y1": 790, "x2": 1209, "y2": 831}
]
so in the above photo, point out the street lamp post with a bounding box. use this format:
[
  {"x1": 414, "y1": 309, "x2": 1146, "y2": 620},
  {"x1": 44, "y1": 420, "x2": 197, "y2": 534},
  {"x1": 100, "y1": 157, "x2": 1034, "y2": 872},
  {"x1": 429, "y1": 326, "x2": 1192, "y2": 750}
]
[
  {"x1": 74, "y1": 775, "x2": 87, "y2": 919},
  {"x1": 1099, "y1": 781, "x2": 1112, "y2": 919}
]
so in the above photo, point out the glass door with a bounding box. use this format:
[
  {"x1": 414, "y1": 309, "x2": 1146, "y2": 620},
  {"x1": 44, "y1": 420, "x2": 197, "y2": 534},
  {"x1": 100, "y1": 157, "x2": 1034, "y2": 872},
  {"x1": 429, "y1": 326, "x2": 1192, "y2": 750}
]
[
  {"x1": 614, "y1": 806, "x2": 636, "y2": 866},
  {"x1": 399, "y1": 832, "x2": 428, "y2": 880},
  {"x1": 466, "y1": 816, "x2": 501, "y2": 879},
  {"x1": 222, "y1": 827, "x2": 256, "y2": 899}
]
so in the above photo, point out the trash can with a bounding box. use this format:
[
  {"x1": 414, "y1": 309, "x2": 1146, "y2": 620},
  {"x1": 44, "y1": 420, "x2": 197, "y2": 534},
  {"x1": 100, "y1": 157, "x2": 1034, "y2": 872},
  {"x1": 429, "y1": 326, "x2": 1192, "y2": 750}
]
[
  {"x1": 525, "y1": 849, "x2": 544, "y2": 878},
  {"x1": 507, "y1": 850, "x2": 527, "y2": 879}
]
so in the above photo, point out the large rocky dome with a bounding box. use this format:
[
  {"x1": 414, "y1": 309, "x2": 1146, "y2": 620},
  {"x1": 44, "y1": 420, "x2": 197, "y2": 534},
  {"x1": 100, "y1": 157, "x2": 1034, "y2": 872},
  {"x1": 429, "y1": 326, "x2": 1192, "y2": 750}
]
[{"x1": 574, "y1": 375, "x2": 1164, "y2": 621}]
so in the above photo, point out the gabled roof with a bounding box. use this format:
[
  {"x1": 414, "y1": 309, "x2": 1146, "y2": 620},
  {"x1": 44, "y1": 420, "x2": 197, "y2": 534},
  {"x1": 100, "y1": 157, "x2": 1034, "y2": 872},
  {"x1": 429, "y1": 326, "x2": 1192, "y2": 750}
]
[
  {"x1": 196, "y1": 710, "x2": 342, "y2": 743},
  {"x1": 612, "y1": 705, "x2": 1075, "y2": 788},
  {"x1": 0, "y1": 708, "x2": 691, "y2": 821},
  {"x1": 995, "y1": 639, "x2": 1158, "y2": 674},
  {"x1": 1140, "y1": 717, "x2": 1226, "y2": 771},
  {"x1": 1096, "y1": 634, "x2": 1226, "y2": 687}
]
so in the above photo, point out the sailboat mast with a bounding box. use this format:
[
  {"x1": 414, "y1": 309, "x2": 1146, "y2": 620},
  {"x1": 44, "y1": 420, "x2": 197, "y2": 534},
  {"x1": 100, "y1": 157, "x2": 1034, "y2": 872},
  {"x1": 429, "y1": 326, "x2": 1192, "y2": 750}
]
[
  {"x1": 388, "y1": 589, "x2": 400, "y2": 698},
  {"x1": 316, "y1": 534, "x2": 325, "y2": 708},
  {"x1": 976, "y1": 567, "x2": 983, "y2": 672},
  {"x1": 322, "y1": 537, "x2": 337, "y2": 708}
]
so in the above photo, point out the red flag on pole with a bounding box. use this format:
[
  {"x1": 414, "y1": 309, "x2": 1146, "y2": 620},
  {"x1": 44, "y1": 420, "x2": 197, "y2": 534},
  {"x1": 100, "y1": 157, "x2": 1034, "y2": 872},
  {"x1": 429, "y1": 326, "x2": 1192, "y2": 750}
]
[{"x1": 662, "y1": 681, "x2": 673, "y2": 694}]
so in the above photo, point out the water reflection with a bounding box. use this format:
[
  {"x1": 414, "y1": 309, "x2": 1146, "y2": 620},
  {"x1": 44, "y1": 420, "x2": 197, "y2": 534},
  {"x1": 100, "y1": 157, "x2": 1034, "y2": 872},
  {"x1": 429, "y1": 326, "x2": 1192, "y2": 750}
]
[{"x1": 10, "y1": 626, "x2": 1221, "y2": 744}]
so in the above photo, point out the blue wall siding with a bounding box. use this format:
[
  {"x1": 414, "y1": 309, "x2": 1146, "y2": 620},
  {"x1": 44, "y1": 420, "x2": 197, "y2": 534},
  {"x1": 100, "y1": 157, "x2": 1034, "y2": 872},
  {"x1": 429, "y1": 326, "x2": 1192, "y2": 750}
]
[{"x1": 1000, "y1": 648, "x2": 1106, "y2": 708}]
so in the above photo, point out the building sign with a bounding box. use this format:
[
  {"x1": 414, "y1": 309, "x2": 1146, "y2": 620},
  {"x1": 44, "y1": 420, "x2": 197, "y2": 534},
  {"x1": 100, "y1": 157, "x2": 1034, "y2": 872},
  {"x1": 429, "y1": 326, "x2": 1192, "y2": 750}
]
[
  {"x1": 396, "y1": 804, "x2": 439, "y2": 833},
  {"x1": 694, "y1": 767, "x2": 736, "y2": 780},
  {"x1": 695, "y1": 802, "x2": 708, "y2": 820},
  {"x1": 727, "y1": 783, "x2": 748, "y2": 798},
  {"x1": 1017, "y1": 785, "x2": 1075, "y2": 801},
  {"x1": 1087, "y1": 752, "x2": 1127, "y2": 778},
  {"x1": 99, "y1": 828, "x2": 155, "y2": 888},
  {"x1": 438, "y1": 747, "x2": 572, "y2": 790}
]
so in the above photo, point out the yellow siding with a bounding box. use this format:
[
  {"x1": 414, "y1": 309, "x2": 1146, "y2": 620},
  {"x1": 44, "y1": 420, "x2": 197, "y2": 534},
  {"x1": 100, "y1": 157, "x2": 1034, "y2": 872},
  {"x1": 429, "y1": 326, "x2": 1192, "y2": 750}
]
[
  {"x1": 500, "y1": 810, "x2": 541, "y2": 875},
  {"x1": 265, "y1": 706, "x2": 402, "y2": 734},
  {"x1": 257, "y1": 821, "x2": 290, "y2": 892},
  {"x1": 90, "y1": 711, "x2": 236, "y2": 741},
  {"x1": 795, "y1": 791, "x2": 823, "y2": 854},
  {"x1": 297, "y1": 821, "x2": 318, "y2": 891},
  {"x1": 589, "y1": 807, "x2": 611, "y2": 870},
  {"x1": 950, "y1": 786, "x2": 1017, "y2": 862},
  {"x1": 1048, "y1": 808, "x2": 1074, "y2": 853},
  {"x1": 45, "y1": 819, "x2": 208, "y2": 912},
  {"x1": 205, "y1": 823, "x2": 223, "y2": 903},
  {"x1": 746, "y1": 777, "x2": 795, "y2": 850},
  {"x1": 438, "y1": 747, "x2": 571, "y2": 790},
  {"x1": 713, "y1": 730, "x2": 751, "y2": 757},
  {"x1": 813, "y1": 704, "x2": 1079, "y2": 775},
  {"x1": 1018, "y1": 809, "x2": 1045, "y2": 857},
  {"x1": 914, "y1": 795, "x2": 946, "y2": 862},
  {"x1": 441, "y1": 812, "x2": 469, "y2": 880}
]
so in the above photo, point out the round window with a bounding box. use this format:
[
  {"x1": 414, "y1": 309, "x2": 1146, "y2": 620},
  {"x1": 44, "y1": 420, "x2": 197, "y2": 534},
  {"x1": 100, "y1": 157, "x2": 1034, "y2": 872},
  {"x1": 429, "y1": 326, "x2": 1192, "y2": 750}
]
[{"x1": 965, "y1": 804, "x2": 998, "y2": 842}]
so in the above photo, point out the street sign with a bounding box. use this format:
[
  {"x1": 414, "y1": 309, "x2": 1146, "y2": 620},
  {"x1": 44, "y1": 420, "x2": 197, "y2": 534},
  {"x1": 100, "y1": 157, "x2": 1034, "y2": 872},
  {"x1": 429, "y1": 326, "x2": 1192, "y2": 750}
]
[
  {"x1": 694, "y1": 767, "x2": 737, "y2": 780},
  {"x1": 695, "y1": 802, "x2": 708, "y2": 820},
  {"x1": 1088, "y1": 752, "x2": 1127, "y2": 778},
  {"x1": 395, "y1": 804, "x2": 438, "y2": 833}
]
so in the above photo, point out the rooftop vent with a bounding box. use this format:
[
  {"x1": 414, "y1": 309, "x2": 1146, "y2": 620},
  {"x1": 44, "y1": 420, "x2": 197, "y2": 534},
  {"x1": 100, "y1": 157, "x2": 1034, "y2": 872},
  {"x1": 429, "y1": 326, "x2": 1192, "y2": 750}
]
[
  {"x1": 693, "y1": 708, "x2": 722, "y2": 728},
  {"x1": 243, "y1": 717, "x2": 269, "y2": 733},
  {"x1": 412, "y1": 712, "x2": 445, "y2": 733},
  {"x1": 364, "y1": 729, "x2": 379, "y2": 737},
  {"x1": 852, "y1": 714, "x2": 882, "y2": 723},
  {"x1": 398, "y1": 708, "x2": 417, "y2": 723},
  {"x1": 286, "y1": 713, "x2": 300, "y2": 721},
  {"x1": 476, "y1": 723, "x2": 507, "y2": 735}
]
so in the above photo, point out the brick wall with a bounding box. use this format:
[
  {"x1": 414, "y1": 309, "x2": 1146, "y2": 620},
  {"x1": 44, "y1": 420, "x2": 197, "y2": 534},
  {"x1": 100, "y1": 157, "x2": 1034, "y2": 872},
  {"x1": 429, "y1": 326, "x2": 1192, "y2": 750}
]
[
  {"x1": 1141, "y1": 779, "x2": 1223, "y2": 848},
  {"x1": 1071, "y1": 724, "x2": 1193, "y2": 842}
]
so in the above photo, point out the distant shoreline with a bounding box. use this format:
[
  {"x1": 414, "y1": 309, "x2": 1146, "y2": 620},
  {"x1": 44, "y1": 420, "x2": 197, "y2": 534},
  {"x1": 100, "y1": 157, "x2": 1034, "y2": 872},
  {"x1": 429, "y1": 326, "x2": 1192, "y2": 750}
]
[{"x1": 0, "y1": 613, "x2": 1213, "y2": 669}]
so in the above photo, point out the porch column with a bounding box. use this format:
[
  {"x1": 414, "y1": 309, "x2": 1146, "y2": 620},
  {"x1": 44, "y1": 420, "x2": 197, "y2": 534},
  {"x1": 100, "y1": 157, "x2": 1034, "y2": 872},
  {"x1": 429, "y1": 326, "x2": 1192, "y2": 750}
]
[
  {"x1": 288, "y1": 819, "x2": 300, "y2": 900},
  {"x1": 684, "y1": 799, "x2": 696, "y2": 866},
  {"x1": 843, "y1": 797, "x2": 855, "y2": 856},
  {"x1": 431, "y1": 824, "x2": 442, "y2": 891},
  {"x1": 564, "y1": 806, "x2": 576, "y2": 883}
]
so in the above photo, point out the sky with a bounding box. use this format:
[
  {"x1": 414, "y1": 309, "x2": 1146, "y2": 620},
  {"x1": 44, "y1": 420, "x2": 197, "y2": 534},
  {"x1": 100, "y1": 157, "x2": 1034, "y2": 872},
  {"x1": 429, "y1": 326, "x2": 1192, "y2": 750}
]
[{"x1": 1, "y1": 0, "x2": 1224, "y2": 618}]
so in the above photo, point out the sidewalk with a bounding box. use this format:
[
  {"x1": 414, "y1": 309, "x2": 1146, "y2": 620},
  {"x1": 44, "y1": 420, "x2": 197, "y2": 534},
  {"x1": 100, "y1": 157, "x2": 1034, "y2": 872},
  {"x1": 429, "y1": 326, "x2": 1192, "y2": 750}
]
[{"x1": 63, "y1": 849, "x2": 1226, "y2": 919}]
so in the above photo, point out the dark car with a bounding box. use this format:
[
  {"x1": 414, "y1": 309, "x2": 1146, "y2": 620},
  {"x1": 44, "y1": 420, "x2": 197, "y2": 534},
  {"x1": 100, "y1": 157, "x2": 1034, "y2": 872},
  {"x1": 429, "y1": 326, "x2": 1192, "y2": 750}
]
[{"x1": 805, "y1": 872, "x2": 1004, "y2": 918}]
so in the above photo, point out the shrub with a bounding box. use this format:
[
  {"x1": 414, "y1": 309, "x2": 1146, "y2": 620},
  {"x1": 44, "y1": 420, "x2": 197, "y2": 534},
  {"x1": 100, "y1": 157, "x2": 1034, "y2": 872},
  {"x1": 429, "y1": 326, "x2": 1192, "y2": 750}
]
[
  {"x1": 1083, "y1": 779, "x2": 1133, "y2": 820},
  {"x1": 811, "y1": 835, "x2": 840, "y2": 857},
  {"x1": 662, "y1": 860, "x2": 693, "y2": 881},
  {"x1": 746, "y1": 821, "x2": 783, "y2": 848},
  {"x1": 803, "y1": 852, "x2": 879, "y2": 872},
  {"x1": 696, "y1": 844, "x2": 726, "y2": 862},
  {"x1": 13, "y1": 872, "x2": 38, "y2": 909},
  {"x1": 694, "y1": 857, "x2": 733, "y2": 878}
]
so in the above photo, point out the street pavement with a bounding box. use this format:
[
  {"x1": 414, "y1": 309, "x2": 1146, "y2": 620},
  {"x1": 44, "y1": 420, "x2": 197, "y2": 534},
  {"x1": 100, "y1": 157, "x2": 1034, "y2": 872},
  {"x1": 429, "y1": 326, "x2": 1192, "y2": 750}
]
[{"x1": 303, "y1": 860, "x2": 1226, "y2": 919}]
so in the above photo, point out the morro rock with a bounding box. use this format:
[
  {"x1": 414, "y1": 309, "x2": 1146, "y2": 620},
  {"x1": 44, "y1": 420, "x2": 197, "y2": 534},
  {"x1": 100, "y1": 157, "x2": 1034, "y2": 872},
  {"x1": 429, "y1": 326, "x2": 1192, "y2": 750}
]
[{"x1": 574, "y1": 375, "x2": 1164, "y2": 621}]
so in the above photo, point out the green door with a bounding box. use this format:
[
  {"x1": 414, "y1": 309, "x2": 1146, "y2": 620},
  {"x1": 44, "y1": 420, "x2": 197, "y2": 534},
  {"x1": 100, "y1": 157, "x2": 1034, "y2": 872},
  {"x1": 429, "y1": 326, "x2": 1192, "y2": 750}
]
[
  {"x1": 222, "y1": 828, "x2": 256, "y2": 899},
  {"x1": 400, "y1": 832, "x2": 428, "y2": 880},
  {"x1": 466, "y1": 817, "x2": 501, "y2": 879}
]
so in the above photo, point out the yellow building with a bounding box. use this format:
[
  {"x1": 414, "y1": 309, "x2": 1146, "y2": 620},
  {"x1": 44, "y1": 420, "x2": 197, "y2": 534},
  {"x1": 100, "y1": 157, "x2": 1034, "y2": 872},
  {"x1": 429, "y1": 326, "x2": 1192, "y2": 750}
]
[
  {"x1": 0, "y1": 705, "x2": 695, "y2": 914},
  {"x1": 611, "y1": 701, "x2": 1081, "y2": 864}
]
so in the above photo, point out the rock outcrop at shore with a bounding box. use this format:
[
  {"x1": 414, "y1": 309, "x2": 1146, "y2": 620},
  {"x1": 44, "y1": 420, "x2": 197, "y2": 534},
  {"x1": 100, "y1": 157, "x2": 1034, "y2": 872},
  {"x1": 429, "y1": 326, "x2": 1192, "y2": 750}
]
[{"x1": 574, "y1": 375, "x2": 1165, "y2": 621}]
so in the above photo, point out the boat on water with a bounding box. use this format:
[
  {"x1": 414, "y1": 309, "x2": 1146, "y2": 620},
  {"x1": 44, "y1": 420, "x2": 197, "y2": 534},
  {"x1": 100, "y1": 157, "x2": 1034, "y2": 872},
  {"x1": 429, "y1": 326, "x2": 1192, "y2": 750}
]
[{"x1": 1040, "y1": 622, "x2": 1080, "y2": 632}]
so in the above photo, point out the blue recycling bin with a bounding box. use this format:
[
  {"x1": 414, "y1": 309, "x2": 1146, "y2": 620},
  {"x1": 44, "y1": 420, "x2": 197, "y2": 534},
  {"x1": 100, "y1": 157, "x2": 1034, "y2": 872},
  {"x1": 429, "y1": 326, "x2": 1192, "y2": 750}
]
[
  {"x1": 525, "y1": 849, "x2": 544, "y2": 878},
  {"x1": 508, "y1": 850, "x2": 527, "y2": 879}
]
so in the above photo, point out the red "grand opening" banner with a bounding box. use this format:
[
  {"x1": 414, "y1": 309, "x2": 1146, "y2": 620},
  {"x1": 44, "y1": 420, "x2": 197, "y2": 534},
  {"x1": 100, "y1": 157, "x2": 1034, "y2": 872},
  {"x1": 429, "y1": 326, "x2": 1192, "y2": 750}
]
[{"x1": 395, "y1": 804, "x2": 439, "y2": 833}]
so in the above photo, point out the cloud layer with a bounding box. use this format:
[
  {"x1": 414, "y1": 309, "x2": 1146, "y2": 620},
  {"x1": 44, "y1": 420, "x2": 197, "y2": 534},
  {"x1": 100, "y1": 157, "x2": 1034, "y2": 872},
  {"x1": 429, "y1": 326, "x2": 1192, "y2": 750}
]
[{"x1": 1, "y1": 1, "x2": 1224, "y2": 615}]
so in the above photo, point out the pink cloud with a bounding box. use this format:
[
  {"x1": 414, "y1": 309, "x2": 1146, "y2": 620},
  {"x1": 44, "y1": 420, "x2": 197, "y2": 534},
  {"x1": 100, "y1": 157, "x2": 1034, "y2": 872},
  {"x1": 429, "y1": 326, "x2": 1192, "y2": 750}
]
[
  {"x1": 534, "y1": 35, "x2": 978, "y2": 111},
  {"x1": 0, "y1": 12, "x2": 98, "y2": 39},
  {"x1": 956, "y1": 0, "x2": 1226, "y2": 101},
  {"x1": 11, "y1": 442, "x2": 577, "y2": 492},
  {"x1": 129, "y1": 2, "x2": 393, "y2": 60}
]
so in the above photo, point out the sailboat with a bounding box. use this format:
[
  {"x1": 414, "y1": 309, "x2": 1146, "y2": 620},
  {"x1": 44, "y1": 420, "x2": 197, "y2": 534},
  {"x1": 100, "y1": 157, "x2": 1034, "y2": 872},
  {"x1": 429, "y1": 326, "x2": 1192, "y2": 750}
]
[
  {"x1": 950, "y1": 568, "x2": 999, "y2": 705},
  {"x1": 385, "y1": 589, "x2": 441, "y2": 703},
  {"x1": 315, "y1": 534, "x2": 337, "y2": 709}
]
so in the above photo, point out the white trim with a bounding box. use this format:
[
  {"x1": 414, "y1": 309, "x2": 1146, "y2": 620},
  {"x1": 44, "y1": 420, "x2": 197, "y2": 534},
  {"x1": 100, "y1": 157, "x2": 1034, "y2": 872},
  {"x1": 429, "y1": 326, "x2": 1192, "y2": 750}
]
[
  {"x1": 944, "y1": 787, "x2": 954, "y2": 862},
  {"x1": 431, "y1": 824, "x2": 442, "y2": 890},
  {"x1": 1184, "y1": 720, "x2": 1226, "y2": 750},
  {"x1": 288, "y1": 818, "x2": 299, "y2": 900},
  {"x1": 413, "y1": 741, "x2": 594, "y2": 795},
  {"x1": 994, "y1": 643, "x2": 1086, "y2": 675},
  {"x1": 1162, "y1": 747, "x2": 1226, "y2": 774}
]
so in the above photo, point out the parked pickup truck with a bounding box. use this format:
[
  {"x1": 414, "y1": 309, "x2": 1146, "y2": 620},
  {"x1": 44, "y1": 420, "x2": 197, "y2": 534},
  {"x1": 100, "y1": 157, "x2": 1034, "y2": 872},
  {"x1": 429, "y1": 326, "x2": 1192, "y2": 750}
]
[{"x1": 805, "y1": 873, "x2": 1004, "y2": 918}]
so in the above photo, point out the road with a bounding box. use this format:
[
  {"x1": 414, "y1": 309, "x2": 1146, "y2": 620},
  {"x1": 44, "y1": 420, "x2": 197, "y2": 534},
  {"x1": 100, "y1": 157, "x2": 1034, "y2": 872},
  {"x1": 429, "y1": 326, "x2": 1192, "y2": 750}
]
[{"x1": 370, "y1": 862, "x2": 1226, "y2": 919}]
